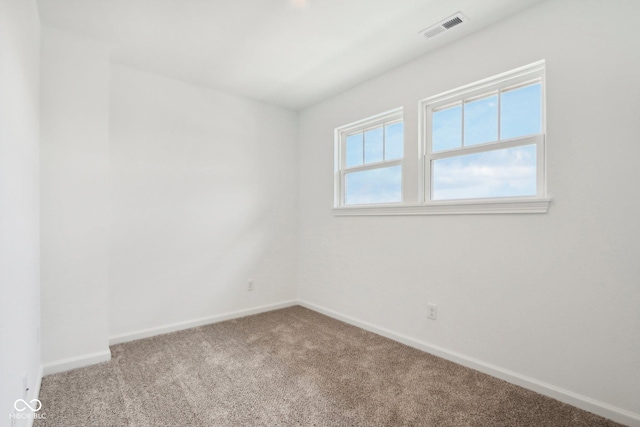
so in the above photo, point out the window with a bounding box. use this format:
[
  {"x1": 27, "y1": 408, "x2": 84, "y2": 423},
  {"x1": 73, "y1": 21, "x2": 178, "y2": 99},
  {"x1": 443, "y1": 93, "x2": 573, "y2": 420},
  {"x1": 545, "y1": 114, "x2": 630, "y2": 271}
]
[
  {"x1": 334, "y1": 108, "x2": 403, "y2": 207},
  {"x1": 422, "y1": 61, "x2": 546, "y2": 206},
  {"x1": 333, "y1": 61, "x2": 549, "y2": 216}
]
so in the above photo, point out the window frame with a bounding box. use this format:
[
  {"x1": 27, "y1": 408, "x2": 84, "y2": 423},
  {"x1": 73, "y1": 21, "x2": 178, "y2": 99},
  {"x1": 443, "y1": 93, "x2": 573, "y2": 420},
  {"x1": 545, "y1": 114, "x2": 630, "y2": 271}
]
[
  {"x1": 420, "y1": 61, "x2": 547, "y2": 207},
  {"x1": 334, "y1": 108, "x2": 404, "y2": 208},
  {"x1": 333, "y1": 61, "x2": 551, "y2": 216}
]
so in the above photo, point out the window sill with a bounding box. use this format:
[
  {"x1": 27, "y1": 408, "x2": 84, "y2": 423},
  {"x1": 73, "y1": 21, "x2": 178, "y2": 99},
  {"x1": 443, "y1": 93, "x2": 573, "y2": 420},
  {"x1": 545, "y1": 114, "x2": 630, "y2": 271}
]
[{"x1": 333, "y1": 198, "x2": 551, "y2": 216}]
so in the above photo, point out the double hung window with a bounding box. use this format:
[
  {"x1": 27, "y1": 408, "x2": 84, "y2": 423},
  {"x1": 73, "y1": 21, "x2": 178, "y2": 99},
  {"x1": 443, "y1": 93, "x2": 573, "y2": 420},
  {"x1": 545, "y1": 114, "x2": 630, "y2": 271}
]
[
  {"x1": 423, "y1": 61, "x2": 545, "y2": 204},
  {"x1": 334, "y1": 108, "x2": 404, "y2": 206},
  {"x1": 334, "y1": 61, "x2": 549, "y2": 215}
]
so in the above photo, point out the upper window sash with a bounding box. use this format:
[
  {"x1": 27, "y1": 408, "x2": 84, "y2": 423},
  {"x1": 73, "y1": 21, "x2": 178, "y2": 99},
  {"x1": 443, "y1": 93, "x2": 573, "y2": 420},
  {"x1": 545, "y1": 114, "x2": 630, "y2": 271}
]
[
  {"x1": 337, "y1": 110, "x2": 403, "y2": 171},
  {"x1": 426, "y1": 78, "x2": 543, "y2": 156},
  {"x1": 341, "y1": 119, "x2": 403, "y2": 172}
]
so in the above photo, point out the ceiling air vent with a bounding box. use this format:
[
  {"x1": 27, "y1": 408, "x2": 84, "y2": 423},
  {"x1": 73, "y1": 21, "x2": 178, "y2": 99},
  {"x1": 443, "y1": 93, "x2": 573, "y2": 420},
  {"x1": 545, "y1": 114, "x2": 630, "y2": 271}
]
[{"x1": 420, "y1": 12, "x2": 468, "y2": 39}]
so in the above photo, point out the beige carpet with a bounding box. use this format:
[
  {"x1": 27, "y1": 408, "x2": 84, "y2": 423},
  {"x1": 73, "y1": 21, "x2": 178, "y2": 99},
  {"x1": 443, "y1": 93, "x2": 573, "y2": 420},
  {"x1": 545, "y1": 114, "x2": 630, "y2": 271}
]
[{"x1": 35, "y1": 306, "x2": 622, "y2": 426}]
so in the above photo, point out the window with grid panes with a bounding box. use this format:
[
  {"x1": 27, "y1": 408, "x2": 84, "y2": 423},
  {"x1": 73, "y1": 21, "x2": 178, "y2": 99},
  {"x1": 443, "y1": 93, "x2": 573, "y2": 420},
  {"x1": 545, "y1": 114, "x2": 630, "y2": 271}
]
[{"x1": 334, "y1": 108, "x2": 403, "y2": 206}]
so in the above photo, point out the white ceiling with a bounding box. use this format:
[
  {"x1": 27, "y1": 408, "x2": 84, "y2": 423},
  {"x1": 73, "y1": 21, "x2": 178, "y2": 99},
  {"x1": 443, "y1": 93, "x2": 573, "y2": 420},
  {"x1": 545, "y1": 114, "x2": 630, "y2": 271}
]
[{"x1": 36, "y1": 0, "x2": 547, "y2": 110}]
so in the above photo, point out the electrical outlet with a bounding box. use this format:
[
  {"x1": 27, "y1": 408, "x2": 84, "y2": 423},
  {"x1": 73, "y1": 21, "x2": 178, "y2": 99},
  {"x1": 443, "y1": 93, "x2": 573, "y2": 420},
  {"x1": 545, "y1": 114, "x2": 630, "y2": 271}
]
[
  {"x1": 427, "y1": 304, "x2": 437, "y2": 320},
  {"x1": 247, "y1": 279, "x2": 254, "y2": 292}
]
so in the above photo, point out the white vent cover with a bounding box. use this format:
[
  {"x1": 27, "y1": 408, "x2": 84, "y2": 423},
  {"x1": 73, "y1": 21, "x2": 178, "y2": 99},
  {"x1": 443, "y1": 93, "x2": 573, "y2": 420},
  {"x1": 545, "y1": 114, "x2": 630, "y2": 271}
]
[{"x1": 420, "y1": 12, "x2": 468, "y2": 39}]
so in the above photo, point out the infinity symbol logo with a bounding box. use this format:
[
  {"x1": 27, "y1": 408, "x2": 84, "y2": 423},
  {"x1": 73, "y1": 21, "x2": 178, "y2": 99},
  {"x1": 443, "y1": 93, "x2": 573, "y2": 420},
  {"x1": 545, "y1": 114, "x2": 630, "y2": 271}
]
[{"x1": 14, "y1": 399, "x2": 42, "y2": 412}]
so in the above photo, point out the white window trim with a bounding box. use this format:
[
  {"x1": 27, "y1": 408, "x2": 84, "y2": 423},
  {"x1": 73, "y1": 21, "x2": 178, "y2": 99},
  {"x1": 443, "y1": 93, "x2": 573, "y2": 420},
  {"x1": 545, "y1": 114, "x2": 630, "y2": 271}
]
[
  {"x1": 334, "y1": 107, "x2": 404, "y2": 208},
  {"x1": 333, "y1": 197, "x2": 550, "y2": 216},
  {"x1": 333, "y1": 60, "x2": 551, "y2": 217}
]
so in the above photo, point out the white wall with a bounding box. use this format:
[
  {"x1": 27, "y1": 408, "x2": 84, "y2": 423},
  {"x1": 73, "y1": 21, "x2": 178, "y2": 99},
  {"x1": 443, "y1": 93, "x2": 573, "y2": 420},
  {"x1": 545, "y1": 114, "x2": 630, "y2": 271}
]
[
  {"x1": 0, "y1": 0, "x2": 41, "y2": 423},
  {"x1": 108, "y1": 65, "x2": 298, "y2": 338},
  {"x1": 297, "y1": 0, "x2": 640, "y2": 423},
  {"x1": 40, "y1": 27, "x2": 111, "y2": 370}
]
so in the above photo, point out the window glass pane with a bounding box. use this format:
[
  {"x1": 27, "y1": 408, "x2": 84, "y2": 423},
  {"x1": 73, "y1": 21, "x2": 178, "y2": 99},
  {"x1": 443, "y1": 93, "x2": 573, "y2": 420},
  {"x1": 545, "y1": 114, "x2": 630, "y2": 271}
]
[
  {"x1": 501, "y1": 83, "x2": 542, "y2": 140},
  {"x1": 364, "y1": 126, "x2": 383, "y2": 164},
  {"x1": 384, "y1": 122, "x2": 403, "y2": 160},
  {"x1": 432, "y1": 144, "x2": 536, "y2": 200},
  {"x1": 464, "y1": 94, "x2": 498, "y2": 146},
  {"x1": 432, "y1": 104, "x2": 462, "y2": 152},
  {"x1": 346, "y1": 132, "x2": 363, "y2": 167},
  {"x1": 345, "y1": 166, "x2": 402, "y2": 205}
]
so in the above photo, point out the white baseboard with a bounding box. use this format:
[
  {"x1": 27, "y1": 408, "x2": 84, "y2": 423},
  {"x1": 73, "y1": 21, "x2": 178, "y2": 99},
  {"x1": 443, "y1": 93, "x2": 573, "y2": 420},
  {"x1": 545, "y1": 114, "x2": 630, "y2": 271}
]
[
  {"x1": 297, "y1": 299, "x2": 640, "y2": 427},
  {"x1": 42, "y1": 349, "x2": 111, "y2": 376},
  {"x1": 109, "y1": 300, "x2": 298, "y2": 346},
  {"x1": 39, "y1": 301, "x2": 297, "y2": 377}
]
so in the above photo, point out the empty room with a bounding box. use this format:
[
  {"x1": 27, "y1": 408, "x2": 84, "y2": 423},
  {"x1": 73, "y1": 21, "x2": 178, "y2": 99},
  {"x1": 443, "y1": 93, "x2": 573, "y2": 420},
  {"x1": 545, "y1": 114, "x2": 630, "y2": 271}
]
[{"x1": 1, "y1": 0, "x2": 639, "y2": 426}]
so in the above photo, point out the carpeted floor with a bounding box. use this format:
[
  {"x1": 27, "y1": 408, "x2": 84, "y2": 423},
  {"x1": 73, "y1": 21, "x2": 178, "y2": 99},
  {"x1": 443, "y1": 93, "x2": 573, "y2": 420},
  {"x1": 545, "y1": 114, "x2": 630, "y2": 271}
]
[{"x1": 35, "y1": 306, "x2": 622, "y2": 426}]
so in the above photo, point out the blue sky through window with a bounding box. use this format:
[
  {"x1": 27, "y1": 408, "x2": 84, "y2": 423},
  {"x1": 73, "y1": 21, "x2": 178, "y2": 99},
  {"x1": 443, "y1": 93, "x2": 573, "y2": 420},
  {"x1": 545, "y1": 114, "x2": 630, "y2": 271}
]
[
  {"x1": 345, "y1": 165, "x2": 401, "y2": 205},
  {"x1": 344, "y1": 121, "x2": 404, "y2": 205},
  {"x1": 342, "y1": 80, "x2": 541, "y2": 205},
  {"x1": 431, "y1": 81, "x2": 541, "y2": 200},
  {"x1": 432, "y1": 144, "x2": 536, "y2": 200},
  {"x1": 464, "y1": 95, "x2": 498, "y2": 146},
  {"x1": 346, "y1": 133, "x2": 363, "y2": 167},
  {"x1": 433, "y1": 104, "x2": 462, "y2": 151},
  {"x1": 501, "y1": 83, "x2": 541, "y2": 139},
  {"x1": 385, "y1": 122, "x2": 403, "y2": 160},
  {"x1": 364, "y1": 127, "x2": 383, "y2": 163}
]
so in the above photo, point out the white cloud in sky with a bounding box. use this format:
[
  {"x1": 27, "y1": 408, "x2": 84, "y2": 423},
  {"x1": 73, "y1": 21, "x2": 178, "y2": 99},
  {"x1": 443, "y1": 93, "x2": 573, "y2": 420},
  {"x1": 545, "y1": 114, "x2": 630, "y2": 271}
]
[
  {"x1": 346, "y1": 166, "x2": 401, "y2": 205},
  {"x1": 432, "y1": 145, "x2": 536, "y2": 200}
]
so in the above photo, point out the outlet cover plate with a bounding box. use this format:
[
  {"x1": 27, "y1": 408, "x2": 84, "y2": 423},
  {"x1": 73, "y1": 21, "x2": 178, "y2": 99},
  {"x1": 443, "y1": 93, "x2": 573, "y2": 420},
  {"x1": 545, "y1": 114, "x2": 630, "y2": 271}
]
[{"x1": 427, "y1": 304, "x2": 437, "y2": 320}]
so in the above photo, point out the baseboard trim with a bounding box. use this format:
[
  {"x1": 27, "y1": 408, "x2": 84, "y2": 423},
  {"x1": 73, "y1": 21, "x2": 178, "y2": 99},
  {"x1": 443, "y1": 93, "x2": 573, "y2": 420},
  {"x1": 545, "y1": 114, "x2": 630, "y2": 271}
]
[
  {"x1": 298, "y1": 300, "x2": 640, "y2": 427},
  {"x1": 42, "y1": 349, "x2": 111, "y2": 376},
  {"x1": 109, "y1": 300, "x2": 298, "y2": 346}
]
